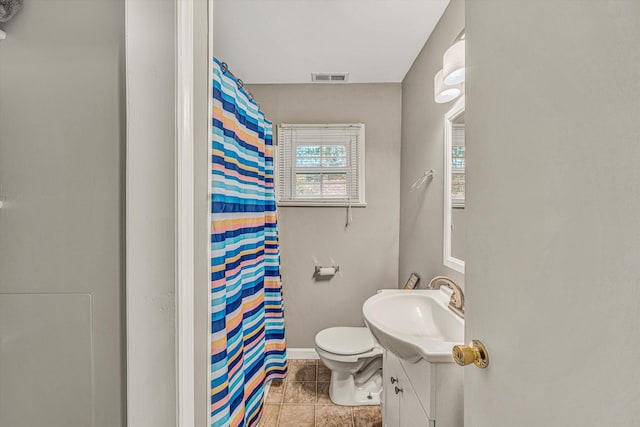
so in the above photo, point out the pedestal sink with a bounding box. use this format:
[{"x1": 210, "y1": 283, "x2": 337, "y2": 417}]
[{"x1": 362, "y1": 289, "x2": 464, "y2": 363}]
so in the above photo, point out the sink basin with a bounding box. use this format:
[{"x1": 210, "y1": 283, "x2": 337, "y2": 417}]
[{"x1": 362, "y1": 289, "x2": 464, "y2": 363}]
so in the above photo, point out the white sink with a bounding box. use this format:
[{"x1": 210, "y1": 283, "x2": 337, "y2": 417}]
[{"x1": 362, "y1": 289, "x2": 464, "y2": 363}]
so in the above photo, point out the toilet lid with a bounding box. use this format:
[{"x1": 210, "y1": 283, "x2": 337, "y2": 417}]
[{"x1": 315, "y1": 327, "x2": 375, "y2": 356}]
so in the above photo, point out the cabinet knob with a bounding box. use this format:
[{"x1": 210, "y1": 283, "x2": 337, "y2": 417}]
[
  {"x1": 390, "y1": 377, "x2": 398, "y2": 384},
  {"x1": 394, "y1": 386, "x2": 403, "y2": 395},
  {"x1": 452, "y1": 340, "x2": 489, "y2": 368}
]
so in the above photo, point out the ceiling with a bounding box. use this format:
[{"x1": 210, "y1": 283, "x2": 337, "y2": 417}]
[{"x1": 213, "y1": 0, "x2": 451, "y2": 84}]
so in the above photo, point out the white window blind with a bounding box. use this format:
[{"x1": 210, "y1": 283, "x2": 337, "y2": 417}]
[
  {"x1": 451, "y1": 124, "x2": 465, "y2": 208},
  {"x1": 277, "y1": 124, "x2": 366, "y2": 206}
]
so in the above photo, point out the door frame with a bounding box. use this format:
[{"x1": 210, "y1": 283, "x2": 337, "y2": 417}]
[
  {"x1": 125, "y1": 0, "x2": 196, "y2": 425},
  {"x1": 176, "y1": 0, "x2": 195, "y2": 426}
]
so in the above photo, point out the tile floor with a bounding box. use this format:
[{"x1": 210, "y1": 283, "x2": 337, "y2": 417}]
[{"x1": 259, "y1": 359, "x2": 382, "y2": 427}]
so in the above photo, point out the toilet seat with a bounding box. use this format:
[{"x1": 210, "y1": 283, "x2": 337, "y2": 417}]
[
  {"x1": 316, "y1": 344, "x2": 382, "y2": 363},
  {"x1": 316, "y1": 326, "x2": 375, "y2": 355},
  {"x1": 315, "y1": 327, "x2": 382, "y2": 362}
]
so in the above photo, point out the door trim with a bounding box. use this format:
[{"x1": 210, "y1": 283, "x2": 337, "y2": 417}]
[
  {"x1": 206, "y1": 1, "x2": 214, "y2": 426},
  {"x1": 126, "y1": 0, "x2": 196, "y2": 424},
  {"x1": 176, "y1": 0, "x2": 195, "y2": 426}
]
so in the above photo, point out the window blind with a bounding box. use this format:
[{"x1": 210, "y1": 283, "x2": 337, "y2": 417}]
[
  {"x1": 451, "y1": 124, "x2": 465, "y2": 207},
  {"x1": 277, "y1": 124, "x2": 365, "y2": 206}
]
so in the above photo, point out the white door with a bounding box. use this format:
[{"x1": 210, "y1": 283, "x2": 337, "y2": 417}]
[{"x1": 464, "y1": 1, "x2": 640, "y2": 426}]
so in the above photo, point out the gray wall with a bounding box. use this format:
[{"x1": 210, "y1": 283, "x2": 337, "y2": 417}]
[
  {"x1": 247, "y1": 84, "x2": 402, "y2": 348},
  {"x1": 398, "y1": 0, "x2": 465, "y2": 288},
  {"x1": 466, "y1": 1, "x2": 640, "y2": 425},
  {"x1": 0, "y1": 0, "x2": 125, "y2": 426}
]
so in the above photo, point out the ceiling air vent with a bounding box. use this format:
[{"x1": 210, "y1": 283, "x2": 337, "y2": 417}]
[{"x1": 311, "y1": 72, "x2": 349, "y2": 83}]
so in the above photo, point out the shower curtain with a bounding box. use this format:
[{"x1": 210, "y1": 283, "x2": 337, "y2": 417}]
[{"x1": 210, "y1": 58, "x2": 288, "y2": 427}]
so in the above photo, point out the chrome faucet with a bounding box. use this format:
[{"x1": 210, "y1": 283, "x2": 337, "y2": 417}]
[{"x1": 426, "y1": 276, "x2": 464, "y2": 318}]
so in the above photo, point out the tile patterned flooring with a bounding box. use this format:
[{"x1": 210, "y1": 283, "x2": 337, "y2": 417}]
[{"x1": 259, "y1": 359, "x2": 382, "y2": 427}]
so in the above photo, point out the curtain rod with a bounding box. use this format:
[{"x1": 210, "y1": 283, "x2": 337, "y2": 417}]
[{"x1": 220, "y1": 62, "x2": 258, "y2": 107}]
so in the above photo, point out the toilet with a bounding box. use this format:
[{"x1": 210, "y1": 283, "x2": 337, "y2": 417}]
[{"x1": 315, "y1": 326, "x2": 383, "y2": 406}]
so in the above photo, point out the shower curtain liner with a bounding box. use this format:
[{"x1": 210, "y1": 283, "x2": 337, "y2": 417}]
[{"x1": 210, "y1": 57, "x2": 288, "y2": 427}]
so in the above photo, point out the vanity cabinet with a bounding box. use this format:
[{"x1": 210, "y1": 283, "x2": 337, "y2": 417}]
[{"x1": 382, "y1": 350, "x2": 463, "y2": 427}]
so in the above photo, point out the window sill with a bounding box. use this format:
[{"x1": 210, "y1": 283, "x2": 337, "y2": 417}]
[{"x1": 277, "y1": 201, "x2": 367, "y2": 208}]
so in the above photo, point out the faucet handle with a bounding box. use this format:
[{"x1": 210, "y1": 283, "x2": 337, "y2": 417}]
[
  {"x1": 450, "y1": 291, "x2": 464, "y2": 307},
  {"x1": 427, "y1": 276, "x2": 464, "y2": 318}
]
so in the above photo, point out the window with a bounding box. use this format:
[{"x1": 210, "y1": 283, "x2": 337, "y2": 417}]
[
  {"x1": 277, "y1": 124, "x2": 366, "y2": 206},
  {"x1": 451, "y1": 123, "x2": 465, "y2": 208}
]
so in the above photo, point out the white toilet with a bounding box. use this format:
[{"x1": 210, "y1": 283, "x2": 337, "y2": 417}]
[{"x1": 314, "y1": 326, "x2": 383, "y2": 406}]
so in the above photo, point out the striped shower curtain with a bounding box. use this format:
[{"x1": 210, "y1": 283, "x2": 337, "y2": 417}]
[{"x1": 210, "y1": 58, "x2": 288, "y2": 427}]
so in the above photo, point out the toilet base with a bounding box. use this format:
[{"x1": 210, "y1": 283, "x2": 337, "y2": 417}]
[{"x1": 329, "y1": 370, "x2": 382, "y2": 406}]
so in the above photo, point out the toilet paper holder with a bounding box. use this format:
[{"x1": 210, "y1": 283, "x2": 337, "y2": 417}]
[{"x1": 314, "y1": 265, "x2": 340, "y2": 276}]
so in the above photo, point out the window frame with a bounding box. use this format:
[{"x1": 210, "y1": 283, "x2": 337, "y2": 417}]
[{"x1": 276, "y1": 123, "x2": 366, "y2": 207}]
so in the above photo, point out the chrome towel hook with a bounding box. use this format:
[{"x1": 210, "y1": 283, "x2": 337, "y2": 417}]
[{"x1": 409, "y1": 169, "x2": 435, "y2": 192}]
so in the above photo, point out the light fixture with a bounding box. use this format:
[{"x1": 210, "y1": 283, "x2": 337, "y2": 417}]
[
  {"x1": 443, "y1": 39, "x2": 465, "y2": 85},
  {"x1": 434, "y1": 69, "x2": 461, "y2": 103}
]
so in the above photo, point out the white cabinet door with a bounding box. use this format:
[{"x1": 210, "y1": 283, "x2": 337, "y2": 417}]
[
  {"x1": 383, "y1": 351, "x2": 400, "y2": 427},
  {"x1": 398, "y1": 359, "x2": 430, "y2": 427},
  {"x1": 399, "y1": 357, "x2": 434, "y2": 419}
]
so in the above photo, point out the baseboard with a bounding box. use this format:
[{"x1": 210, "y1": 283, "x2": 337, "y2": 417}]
[{"x1": 287, "y1": 348, "x2": 319, "y2": 360}]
